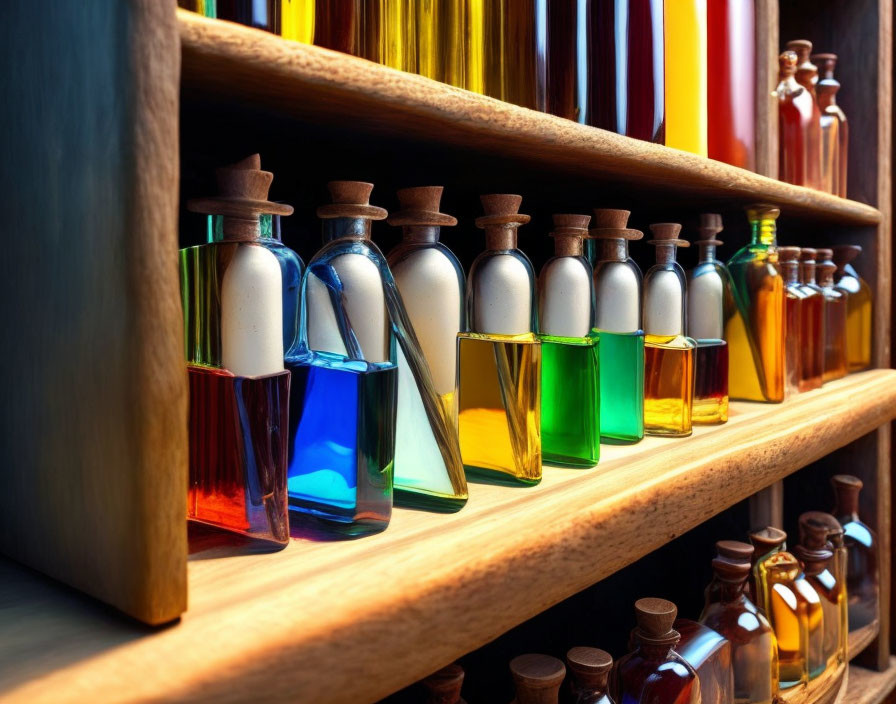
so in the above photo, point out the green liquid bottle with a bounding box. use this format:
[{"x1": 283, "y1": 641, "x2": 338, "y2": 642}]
[
  {"x1": 589, "y1": 209, "x2": 645, "y2": 443},
  {"x1": 538, "y1": 215, "x2": 599, "y2": 467}
]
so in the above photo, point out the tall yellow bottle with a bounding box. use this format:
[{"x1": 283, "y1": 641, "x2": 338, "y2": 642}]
[
  {"x1": 664, "y1": 0, "x2": 708, "y2": 155},
  {"x1": 281, "y1": 0, "x2": 314, "y2": 43}
]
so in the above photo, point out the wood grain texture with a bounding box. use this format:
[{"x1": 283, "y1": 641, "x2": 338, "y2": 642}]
[
  {"x1": 0, "y1": 0, "x2": 187, "y2": 624},
  {"x1": 1, "y1": 371, "x2": 895, "y2": 703},
  {"x1": 846, "y1": 658, "x2": 896, "y2": 704},
  {"x1": 177, "y1": 10, "x2": 881, "y2": 227},
  {"x1": 755, "y1": 0, "x2": 779, "y2": 180}
]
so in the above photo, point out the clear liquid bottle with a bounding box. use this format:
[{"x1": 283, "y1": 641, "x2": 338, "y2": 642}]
[
  {"x1": 700, "y1": 540, "x2": 778, "y2": 704},
  {"x1": 286, "y1": 181, "x2": 398, "y2": 535},
  {"x1": 777, "y1": 247, "x2": 807, "y2": 397},
  {"x1": 797, "y1": 248, "x2": 825, "y2": 391},
  {"x1": 482, "y1": 1, "x2": 547, "y2": 111},
  {"x1": 385, "y1": 187, "x2": 468, "y2": 511},
  {"x1": 588, "y1": 209, "x2": 645, "y2": 443},
  {"x1": 538, "y1": 214, "x2": 600, "y2": 467},
  {"x1": 610, "y1": 598, "x2": 701, "y2": 704},
  {"x1": 786, "y1": 40, "x2": 824, "y2": 191},
  {"x1": 674, "y1": 618, "x2": 734, "y2": 704},
  {"x1": 832, "y1": 245, "x2": 871, "y2": 372},
  {"x1": 813, "y1": 53, "x2": 848, "y2": 197},
  {"x1": 181, "y1": 155, "x2": 292, "y2": 546},
  {"x1": 459, "y1": 195, "x2": 542, "y2": 484},
  {"x1": 777, "y1": 51, "x2": 819, "y2": 189},
  {"x1": 816, "y1": 249, "x2": 848, "y2": 382},
  {"x1": 664, "y1": 0, "x2": 708, "y2": 155},
  {"x1": 510, "y1": 654, "x2": 566, "y2": 704},
  {"x1": 422, "y1": 663, "x2": 467, "y2": 704},
  {"x1": 726, "y1": 205, "x2": 784, "y2": 402},
  {"x1": 832, "y1": 474, "x2": 880, "y2": 631},
  {"x1": 687, "y1": 214, "x2": 731, "y2": 424},
  {"x1": 812, "y1": 55, "x2": 841, "y2": 196},
  {"x1": 643, "y1": 223, "x2": 695, "y2": 437},
  {"x1": 566, "y1": 647, "x2": 614, "y2": 704}
]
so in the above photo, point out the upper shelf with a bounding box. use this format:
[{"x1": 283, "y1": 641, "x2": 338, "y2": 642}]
[
  {"x1": 3, "y1": 370, "x2": 896, "y2": 703},
  {"x1": 179, "y1": 11, "x2": 882, "y2": 228}
]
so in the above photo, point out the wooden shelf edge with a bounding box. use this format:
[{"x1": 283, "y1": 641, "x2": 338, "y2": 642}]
[
  {"x1": 850, "y1": 622, "x2": 882, "y2": 661},
  {"x1": 779, "y1": 661, "x2": 847, "y2": 704},
  {"x1": 846, "y1": 658, "x2": 896, "y2": 704},
  {"x1": 3, "y1": 371, "x2": 896, "y2": 703},
  {"x1": 178, "y1": 11, "x2": 881, "y2": 227}
]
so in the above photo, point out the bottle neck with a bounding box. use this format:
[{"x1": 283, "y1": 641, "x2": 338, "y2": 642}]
[
  {"x1": 750, "y1": 218, "x2": 777, "y2": 246},
  {"x1": 819, "y1": 269, "x2": 835, "y2": 287},
  {"x1": 554, "y1": 234, "x2": 583, "y2": 257},
  {"x1": 718, "y1": 579, "x2": 747, "y2": 604},
  {"x1": 653, "y1": 243, "x2": 678, "y2": 266},
  {"x1": 322, "y1": 216, "x2": 372, "y2": 243},
  {"x1": 219, "y1": 214, "x2": 262, "y2": 241},
  {"x1": 637, "y1": 642, "x2": 675, "y2": 661},
  {"x1": 485, "y1": 225, "x2": 519, "y2": 251},
  {"x1": 698, "y1": 243, "x2": 717, "y2": 263},
  {"x1": 599, "y1": 238, "x2": 628, "y2": 262},
  {"x1": 835, "y1": 488, "x2": 860, "y2": 518},
  {"x1": 402, "y1": 225, "x2": 441, "y2": 244},
  {"x1": 782, "y1": 261, "x2": 801, "y2": 284},
  {"x1": 801, "y1": 262, "x2": 817, "y2": 285}
]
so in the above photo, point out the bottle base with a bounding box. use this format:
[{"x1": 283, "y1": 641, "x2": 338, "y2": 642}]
[
  {"x1": 464, "y1": 465, "x2": 541, "y2": 487},
  {"x1": 288, "y1": 500, "x2": 390, "y2": 537},
  {"x1": 394, "y1": 488, "x2": 468, "y2": 513}
]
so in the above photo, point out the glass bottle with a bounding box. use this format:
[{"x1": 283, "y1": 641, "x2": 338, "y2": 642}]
[
  {"x1": 610, "y1": 598, "x2": 701, "y2": 704},
  {"x1": 422, "y1": 663, "x2": 467, "y2": 704},
  {"x1": 459, "y1": 195, "x2": 542, "y2": 484},
  {"x1": 510, "y1": 654, "x2": 566, "y2": 704},
  {"x1": 643, "y1": 223, "x2": 695, "y2": 437},
  {"x1": 707, "y1": 0, "x2": 755, "y2": 169},
  {"x1": 801, "y1": 512, "x2": 848, "y2": 665},
  {"x1": 664, "y1": 0, "x2": 708, "y2": 155},
  {"x1": 700, "y1": 540, "x2": 778, "y2": 704},
  {"x1": 797, "y1": 248, "x2": 825, "y2": 391},
  {"x1": 385, "y1": 187, "x2": 468, "y2": 511},
  {"x1": 796, "y1": 514, "x2": 846, "y2": 669},
  {"x1": 217, "y1": 0, "x2": 280, "y2": 32},
  {"x1": 180, "y1": 155, "x2": 292, "y2": 546},
  {"x1": 178, "y1": 0, "x2": 217, "y2": 17},
  {"x1": 566, "y1": 647, "x2": 614, "y2": 704},
  {"x1": 726, "y1": 205, "x2": 784, "y2": 402},
  {"x1": 832, "y1": 474, "x2": 880, "y2": 631},
  {"x1": 365, "y1": 0, "x2": 417, "y2": 73},
  {"x1": 786, "y1": 40, "x2": 824, "y2": 190},
  {"x1": 589, "y1": 210, "x2": 645, "y2": 443},
  {"x1": 777, "y1": 247, "x2": 806, "y2": 397},
  {"x1": 281, "y1": 0, "x2": 314, "y2": 43},
  {"x1": 750, "y1": 528, "x2": 823, "y2": 688},
  {"x1": 687, "y1": 214, "x2": 731, "y2": 424},
  {"x1": 674, "y1": 619, "x2": 733, "y2": 704},
  {"x1": 286, "y1": 181, "x2": 398, "y2": 535},
  {"x1": 812, "y1": 55, "x2": 841, "y2": 195},
  {"x1": 547, "y1": 0, "x2": 589, "y2": 123},
  {"x1": 589, "y1": 0, "x2": 665, "y2": 143},
  {"x1": 813, "y1": 54, "x2": 849, "y2": 197},
  {"x1": 315, "y1": 0, "x2": 363, "y2": 55},
  {"x1": 776, "y1": 51, "x2": 820, "y2": 189},
  {"x1": 832, "y1": 245, "x2": 872, "y2": 372},
  {"x1": 538, "y1": 214, "x2": 599, "y2": 467},
  {"x1": 817, "y1": 249, "x2": 847, "y2": 382},
  {"x1": 482, "y1": 1, "x2": 547, "y2": 110}
]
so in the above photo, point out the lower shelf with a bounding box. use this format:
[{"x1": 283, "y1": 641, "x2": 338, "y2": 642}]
[{"x1": 1, "y1": 370, "x2": 895, "y2": 703}]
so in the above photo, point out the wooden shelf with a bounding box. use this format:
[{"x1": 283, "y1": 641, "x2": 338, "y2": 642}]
[
  {"x1": 2, "y1": 370, "x2": 895, "y2": 703},
  {"x1": 851, "y1": 622, "x2": 882, "y2": 661},
  {"x1": 846, "y1": 658, "x2": 896, "y2": 704},
  {"x1": 780, "y1": 662, "x2": 847, "y2": 704},
  {"x1": 178, "y1": 11, "x2": 882, "y2": 227}
]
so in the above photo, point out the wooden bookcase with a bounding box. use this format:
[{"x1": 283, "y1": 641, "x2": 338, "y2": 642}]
[{"x1": 1, "y1": 1, "x2": 894, "y2": 702}]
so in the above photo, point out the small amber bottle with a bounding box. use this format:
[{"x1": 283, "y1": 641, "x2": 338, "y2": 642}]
[
  {"x1": 798, "y1": 248, "x2": 825, "y2": 391},
  {"x1": 566, "y1": 647, "x2": 614, "y2": 704},
  {"x1": 778, "y1": 247, "x2": 806, "y2": 397},
  {"x1": 817, "y1": 249, "x2": 848, "y2": 381},
  {"x1": 800, "y1": 512, "x2": 848, "y2": 663},
  {"x1": 674, "y1": 618, "x2": 734, "y2": 703},
  {"x1": 832, "y1": 245, "x2": 872, "y2": 372},
  {"x1": 422, "y1": 663, "x2": 467, "y2": 704},
  {"x1": 643, "y1": 223, "x2": 696, "y2": 437},
  {"x1": 510, "y1": 654, "x2": 566, "y2": 704},
  {"x1": 813, "y1": 53, "x2": 849, "y2": 197}
]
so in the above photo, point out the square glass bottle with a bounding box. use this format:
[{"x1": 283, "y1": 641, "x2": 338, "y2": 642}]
[
  {"x1": 777, "y1": 247, "x2": 807, "y2": 397},
  {"x1": 817, "y1": 249, "x2": 848, "y2": 382},
  {"x1": 726, "y1": 205, "x2": 785, "y2": 402},
  {"x1": 797, "y1": 248, "x2": 825, "y2": 391},
  {"x1": 832, "y1": 245, "x2": 871, "y2": 372},
  {"x1": 286, "y1": 182, "x2": 398, "y2": 535},
  {"x1": 385, "y1": 187, "x2": 468, "y2": 511},
  {"x1": 687, "y1": 214, "x2": 731, "y2": 424},
  {"x1": 459, "y1": 195, "x2": 542, "y2": 485},
  {"x1": 180, "y1": 154, "x2": 293, "y2": 547},
  {"x1": 588, "y1": 209, "x2": 645, "y2": 443},
  {"x1": 643, "y1": 223, "x2": 696, "y2": 437},
  {"x1": 538, "y1": 214, "x2": 599, "y2": 468}
]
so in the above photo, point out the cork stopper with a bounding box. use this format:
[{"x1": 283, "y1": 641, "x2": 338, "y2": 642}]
[
  {"x1": 566, "y1": 648, "x2": 612, "y2": 691},
  {"x1": 779, "y1": 51, "x2": 798, "y2": 78},
  {"x1": 812, "y1": 53, "x2": 838, "y2": 80},
  {"x1": 798, "y1": 512, "x2": 838, "y2": 548},
  {"x1": 696, "y1": 213, "x2": 724, "y2": 245},
  {"x1": 550, "y1": 214, "x2": 590, "y2": 256},
  {"x1": 746, "y1": 203, "x2": 781, "y2": 222},
  {"x1": 713, "y1": 541, "x2": 754, "y2": 583},
  {"x1": 750, "y1": 527, "x2": 787, "y2": 555},
  {"x1": 832, "y1": 245, "x2": 862, "y2": 268},
  {"x1": 422, "y1": 663, "x2": 466, "y2": 704},
  {"x1": 588, "y1": 208, "x2": 643, "y2": 240},
  {"x1": 817, "y1": 248, "x2": 834, "y2": 263},
  {"x1": 187, "y1": 154, "x2": 295, "y2": 218},
  {"x1": 475, "y1": 194, "x2": 531, "y2": 227},
  {"x1": 786, "y1": 40, "x2": 817, "y2": 84},
  {"x1": 793, "y1": 541, "x2": 834, "y2": 576},
  {"x1": 800, "y1": 247, "x2": 818, "y2": 262},
  {"x1": 717, "y1": 540, "x2": 755, "y2": 561},
  {"x1": 509, "y1": 654, "x2": 566, "y2": 704},
  {"x1": 317, "y1": 181, "x2": 388, "y2": 220},
  {"x1": 778, "y1": 246, "x2": 802, "y2": 262},
  {"x1": 648, "y1": 223, "x2": 689, "y2": 247},
  {"x1": 633, "y1": 598, "x2": 679, "y2": 644},
  {"x1": 832, "y1": 474, "x2": 863, "y2": 516},
  {"x1": 387, "y1": 186, "x2": 457, "y2": 227}
]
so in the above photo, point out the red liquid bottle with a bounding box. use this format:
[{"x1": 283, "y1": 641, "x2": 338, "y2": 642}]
[
  {"x1": 798, "y1": 248, "x2": 825, "y2": 391},
  {"x1": 778, "y1": 247, "x2": 805, "y2": 397},
  {"x1": 547, "y1": 0, "x2": 589, "y2": 123},
  {"x1": 589, "y1": 0, "x2": 665, "y2": 143},
  {"x1": 785, "y1": 40, "x2": 823, "y2": 189},
  {"x1": 707, "y1": 0, "x2": 756, "y2": 169},
  {"x1": 315, "y1": 0, "x2": 362, "y2": 55},
  {"x1": 777, "y1": 51, "x2": 819, "y2": 188}
]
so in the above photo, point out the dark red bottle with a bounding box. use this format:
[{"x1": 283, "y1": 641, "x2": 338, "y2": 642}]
[
  {"x1": 547, "y1": 0, "x2": 589, "y2": 123},
  {"x1": 315, "y1": 0, "x2": 362, "y2": 56}
]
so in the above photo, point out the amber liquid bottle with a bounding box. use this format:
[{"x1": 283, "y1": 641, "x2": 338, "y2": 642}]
[
  {"x1": 707, "y1": 0, "x2": 755, "y2": 169},
  {"x1": 778, "y1": 247, "x2": 805, "y2": 397},
  {"x1": 832, "y1": 245, "x2": 872, "y2": 371},
  {"x1": 777, "y1": 51, "x2": 820, "y2": 189},
  {"x1": 700, "y1": 541, "x2": 778, "y2": 704},
  {"x1": 813, "y1": 53, "x2": 849, "y2": 197},
  {"x1": 589, "y1": 0, "x2": 665, "y2": 143},
  {"x1": 787, "y1": 40, "x2": 824, "y2": 191},
  {"x1": 800, "y1": 512, "x2": 848, "y2": 665},
  {"x1": 814, "y1": 61, "x2": 841, "y2": 196},
  {"x1": 281, "y1": 0, "x2": 314, "y2": 42},
  {"x1": 817, "y1": 249, "x2": 847, "y2": 382},
  {"x1": 664, "y1": 0, "x2": 708, "y2": 155},
  {"x1": 726, "y1": 205, "x2": 784, "y2": 402},
  {"x1": 797, "y1": 248, "x2": 825, "y2": 391},
  {"x1": 547, "y1": 0, "x2": 589, "y2": 122},
  {"x1": 482, "y1": 1, "x2": 547, "y2": 111}
]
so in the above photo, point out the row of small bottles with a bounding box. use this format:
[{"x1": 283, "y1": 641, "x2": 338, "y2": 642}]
[
  {"x1": 178, "y1": 0, "x2": 763, "y2": 167},
  {"x1": 777, "y1": 40, "x2": 849, "y2": 196},
  {"x1": 180, "y1": 156, "x2": 872, "y2": 544},
  {"x1": 408, "y1": 475, "x2": 878, "y2": 704}
]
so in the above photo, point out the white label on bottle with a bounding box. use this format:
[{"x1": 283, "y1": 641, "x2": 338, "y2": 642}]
[
  {"x1": 474, "y1": 255, "x2": 532, "y2": 335},
  {"x1": 539, "y1": 258, "x2": 592, "y2": 337},
  {"x1": 644, "y1": 269, "x2": 684, "y2": 336}
]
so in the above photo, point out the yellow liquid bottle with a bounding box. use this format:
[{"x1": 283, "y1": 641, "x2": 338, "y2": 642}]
[
  {"x1": 664, "y1": 0, "x2": 708, "y2": 155},
  {"x1": 281, "y1": 0, "x2": 314, "y2": 42},
  {"x1": 366, "y1": 0, "x2": 416, "y2": 72},
  {"x1": 832, "y1": 245, "x2": 872, "y2": 371}
]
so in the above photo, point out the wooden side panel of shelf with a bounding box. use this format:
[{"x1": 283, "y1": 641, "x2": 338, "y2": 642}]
[{"x1": 0, "y1": 0, "x2": 188, "y2": 624}]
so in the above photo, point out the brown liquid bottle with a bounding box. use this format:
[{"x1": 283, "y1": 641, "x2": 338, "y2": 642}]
[
  {"x1": 423, "y1": 663, "x2": 467, "y2": 704},
  {"x1": 566, "y1": 648, "x2": 614, "y2": 704},
  {"x1": 813, "y1": 53, "x2": 849, "y2": 197},
  {"x1": 817, "y1": 249, "x2": 847, "y2": 381},
  {"x1": 777, "y1": 247, "x2": 805, "y2": 397},
  {"x1": 797, "y1": 248, "x2": 825, "y2": 391},
  {"x1": 547, "y1": 1, "x2": 589, "y2": 123},
  {"x1": 510, "y1": 654, "x2": 566, "y2": 704},
  {"x1": 777, "y1": 51, "x2": 819, "y2": 189},
  {"x1": 832, "y1": 245, "x2": 872, "y2": 371},
  {"x1": 785, "y1": 40, "x2": 823, "y2": 190}
]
